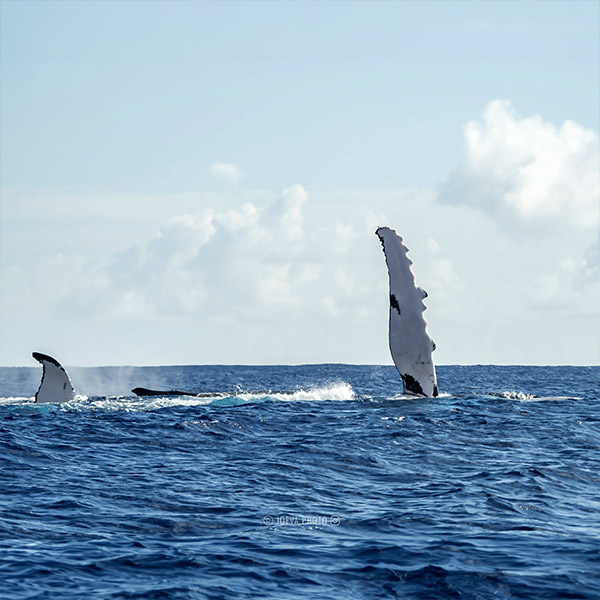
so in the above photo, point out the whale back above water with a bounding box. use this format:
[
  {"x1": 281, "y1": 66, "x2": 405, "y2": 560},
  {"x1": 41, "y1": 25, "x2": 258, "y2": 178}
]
[
  {"x1": 32, "y1": 352, "x2": 75, "y2": 403},
  {"x1": 131, "y1": 387, "x2": 225, "y2": 398},
  {"x1": 376, "y1": 227, "x2": 438, "y2": 397}
]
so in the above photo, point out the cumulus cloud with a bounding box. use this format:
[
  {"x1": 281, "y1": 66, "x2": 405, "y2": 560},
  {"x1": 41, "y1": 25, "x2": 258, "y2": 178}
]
[
  {"x1": 421, "y1": 237, "x2": 463, "y2": 312},
  {"x1": 441, "y1": 100, "x2": 599, "y2": 230},
  {"x1": 528, "y1": 256, "x2": 600, "y2": 317},
  {"x1": 209, "y1": 162, "x2": 242, "y2": 184},
  {"x1": 576, "y1": 236, "x2": 600, "y2": 287},
  {"x1": 3, "y1": 181, "x2": 598, "y2": 365},
  {"x1": 46, "y1": 185, "x2": 383, "y2": 327}
]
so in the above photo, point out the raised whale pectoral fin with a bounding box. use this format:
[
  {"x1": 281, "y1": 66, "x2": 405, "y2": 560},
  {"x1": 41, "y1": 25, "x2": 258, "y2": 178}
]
[
  {"x1": 32, "y1": 352, "x2": 75, "y2": 403},
  {"x1": 376, "y1": 227, "x2": 438, "y2": 398}
]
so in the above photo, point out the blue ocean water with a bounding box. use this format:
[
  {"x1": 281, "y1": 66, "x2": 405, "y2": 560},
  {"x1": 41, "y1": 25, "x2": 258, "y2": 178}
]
[{"x1": 0, "y1": 364, "x2": 598, "y2": 600}]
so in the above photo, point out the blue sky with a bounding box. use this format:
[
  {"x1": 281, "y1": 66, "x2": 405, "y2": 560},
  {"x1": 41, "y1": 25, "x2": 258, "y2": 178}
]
[{"x1": 1, "y1": 0, "x2": 598, "y2": 366}]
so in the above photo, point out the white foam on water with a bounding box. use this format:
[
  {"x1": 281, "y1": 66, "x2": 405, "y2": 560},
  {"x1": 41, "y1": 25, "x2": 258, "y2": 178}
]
[
  {"x1": 235, "y1": 382, "x2": 355, "y2": 403},
  {"x1": 73, "y1": 394, "x2": 218, "y2": 412},
  {"x1": 0, "y1": 383, "x2": 356, "y2": 411},
  {"x1": 0, "y1": 397, "x2": 35, "y2": 406},
  {"x1": 496, "y1": 391, "x2": 539, "y2": 400},
  {"x1": 518, "y1": 395, "x2": 581, "y2": 402},
  {"x1": 493, "y1": 391, "x2": 581, "y2": 401},
  {"x1": 384, "y1": 391, "x2": 451, "y2": 401}
]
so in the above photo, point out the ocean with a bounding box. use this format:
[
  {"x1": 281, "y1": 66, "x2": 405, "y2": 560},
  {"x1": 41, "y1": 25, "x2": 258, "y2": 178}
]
[{"x1": 0, "y1": 364, "x2": 598, "y2": 599}]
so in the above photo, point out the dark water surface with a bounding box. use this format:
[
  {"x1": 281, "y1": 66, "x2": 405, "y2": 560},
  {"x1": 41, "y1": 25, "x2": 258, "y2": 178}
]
[{"x1": 1, "y1": 365, "x2": 598, "y2": 599}]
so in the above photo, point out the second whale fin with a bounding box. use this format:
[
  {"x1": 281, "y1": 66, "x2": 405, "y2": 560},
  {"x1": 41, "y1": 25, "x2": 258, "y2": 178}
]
[{"x1": 32, "y1": 352, "x2": 75, "y2": 403}]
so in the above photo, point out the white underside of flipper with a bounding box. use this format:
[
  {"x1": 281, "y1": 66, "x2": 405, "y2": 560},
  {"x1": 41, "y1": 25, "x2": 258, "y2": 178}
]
[
  {"x1": 32, "y1": 352, "x2": 75, "y2": 403},
  {"x1": 376, "y1": 227, "x2": 438, "y2": 397}
]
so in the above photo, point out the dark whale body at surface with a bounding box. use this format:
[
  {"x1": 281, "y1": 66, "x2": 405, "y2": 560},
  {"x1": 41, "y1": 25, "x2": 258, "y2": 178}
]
[{"x1": 131, "y1": 387, "x2": 223, "y2": 398}]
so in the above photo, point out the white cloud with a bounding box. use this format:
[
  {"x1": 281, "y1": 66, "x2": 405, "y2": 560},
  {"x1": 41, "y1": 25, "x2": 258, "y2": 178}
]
[
  {"x1": 1, "y1": 154, "x2": 597, "y2": 366},
  {"x1": 528, "y1": 262, "x2": 600, "y2": 318},
  {"x1": 437, "y1": 100, "x2": 599, "y2": 339},
  {"x1": 267, "y1": 184, "x2": 307, "y2": 242},
  {"x1": 441, "y1": 100, "x2": 599, "y2": 230},
  {"x1": 575, "y1": 235, "x2": 600, "y2": 288},
  {"x1": 35, "y1": 185, "x2": 384, "y2": 332},
  {"x1": 420, "y1": 237, "x2": 463, "y2": 313},
  {"x1": 209, "y1": 162, "x2": 242, "y2": 184}
]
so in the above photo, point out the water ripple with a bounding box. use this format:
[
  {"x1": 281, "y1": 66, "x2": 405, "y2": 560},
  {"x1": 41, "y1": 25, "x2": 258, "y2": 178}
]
[{"x1": 0, "y1": 365, "x2": 597, "y2": 599}]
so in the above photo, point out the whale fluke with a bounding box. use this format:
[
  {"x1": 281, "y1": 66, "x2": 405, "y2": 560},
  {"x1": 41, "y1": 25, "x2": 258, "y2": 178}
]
[
  {"x1": 376, "y1": 227, "x2": 438, "y2": 397},
  {"x1": 32, "y1": 352, "x2": 75, "y2": 403}
]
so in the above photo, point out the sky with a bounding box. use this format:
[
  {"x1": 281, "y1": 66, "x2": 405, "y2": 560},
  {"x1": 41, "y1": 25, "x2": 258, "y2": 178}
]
[{"x1": 0, "y1": 0, "x2": 598, "y2": 367}]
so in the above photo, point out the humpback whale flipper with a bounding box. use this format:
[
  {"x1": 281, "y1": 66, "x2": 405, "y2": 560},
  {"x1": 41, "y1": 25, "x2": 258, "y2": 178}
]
[
  {"x1": 32, "y1": 352, "x2": 75, "y2": 403},
  {"x1": 376, "y1": 227, "x2": 438, "y2": 397}
]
